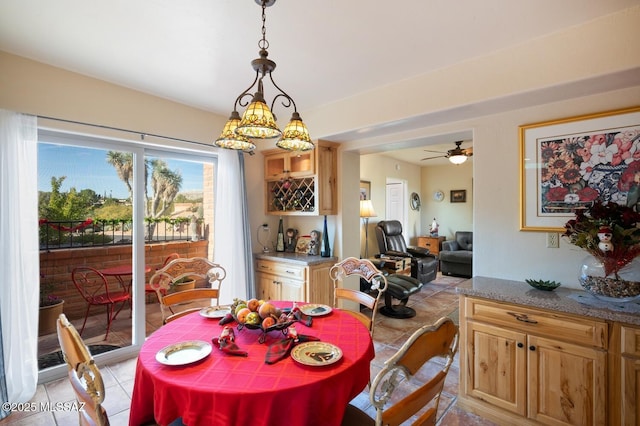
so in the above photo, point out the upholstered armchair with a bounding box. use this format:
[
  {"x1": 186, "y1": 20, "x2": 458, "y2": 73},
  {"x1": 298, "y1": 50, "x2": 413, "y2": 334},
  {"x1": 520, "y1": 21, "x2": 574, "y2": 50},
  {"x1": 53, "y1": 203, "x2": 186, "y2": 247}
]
[
  {"x1": 374, "y1": 220, "x2": 438, "y2": 284},
  {"x1": 439, "y1": 231, "x2": 473, "y2": 278}
]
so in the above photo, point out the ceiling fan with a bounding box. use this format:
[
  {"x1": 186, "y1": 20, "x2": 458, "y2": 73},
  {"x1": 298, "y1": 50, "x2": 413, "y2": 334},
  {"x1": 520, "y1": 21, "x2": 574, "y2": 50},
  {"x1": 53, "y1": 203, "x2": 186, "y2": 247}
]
[{"x1": 420, "y1": 141, "x2": 473, "y2": 164}]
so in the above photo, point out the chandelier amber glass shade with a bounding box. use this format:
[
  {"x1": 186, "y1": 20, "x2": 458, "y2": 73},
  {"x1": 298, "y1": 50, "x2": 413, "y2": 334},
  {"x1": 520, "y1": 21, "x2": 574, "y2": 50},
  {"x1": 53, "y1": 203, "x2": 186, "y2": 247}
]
[
  {"x1": 214, "y1": 112, "x2": 256, "y2": 152},
  {"x1": 236, "y1": 99, "x2": 282, "y2": 139},
  {"x1": 276, "y1": 113, "x2": 314, "y2": 151}
]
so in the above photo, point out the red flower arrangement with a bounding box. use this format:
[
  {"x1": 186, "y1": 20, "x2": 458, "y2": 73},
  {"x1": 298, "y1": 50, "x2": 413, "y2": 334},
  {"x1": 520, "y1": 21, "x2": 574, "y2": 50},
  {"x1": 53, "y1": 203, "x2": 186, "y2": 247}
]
[{"x1": 563, "y1": 201, "x2": 640, "y2": 278}]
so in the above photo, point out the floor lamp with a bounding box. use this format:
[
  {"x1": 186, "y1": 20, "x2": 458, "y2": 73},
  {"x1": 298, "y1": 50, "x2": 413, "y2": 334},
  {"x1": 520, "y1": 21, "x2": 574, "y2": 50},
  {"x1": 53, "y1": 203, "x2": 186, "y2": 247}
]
[{"x1": 360, "y1": 200, "x2": 377, "y2": 258}]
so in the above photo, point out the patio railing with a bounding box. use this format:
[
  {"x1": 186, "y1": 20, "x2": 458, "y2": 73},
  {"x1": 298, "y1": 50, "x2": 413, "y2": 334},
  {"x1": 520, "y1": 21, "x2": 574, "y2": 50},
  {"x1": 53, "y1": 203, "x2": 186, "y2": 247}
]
[{"x1": 39, "y1": 217, "x2": 206, "y2": 250}]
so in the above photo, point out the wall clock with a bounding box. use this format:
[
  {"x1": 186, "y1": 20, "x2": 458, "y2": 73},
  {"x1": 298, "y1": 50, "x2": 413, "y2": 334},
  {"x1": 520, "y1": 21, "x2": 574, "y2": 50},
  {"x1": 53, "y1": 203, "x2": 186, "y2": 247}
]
[
  {"x1": 433, "y1": 190, "x2": 444, "y2": 202},
  {"x1": 410, "y1": 192, "x2": 421, "y2": 210}
]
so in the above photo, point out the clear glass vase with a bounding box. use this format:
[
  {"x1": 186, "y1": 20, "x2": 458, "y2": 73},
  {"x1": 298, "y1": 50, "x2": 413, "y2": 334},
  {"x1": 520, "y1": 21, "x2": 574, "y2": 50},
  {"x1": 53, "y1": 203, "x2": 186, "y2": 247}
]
[{"x1": 579, "y1": 255, "x2": 640, "y2": 302}]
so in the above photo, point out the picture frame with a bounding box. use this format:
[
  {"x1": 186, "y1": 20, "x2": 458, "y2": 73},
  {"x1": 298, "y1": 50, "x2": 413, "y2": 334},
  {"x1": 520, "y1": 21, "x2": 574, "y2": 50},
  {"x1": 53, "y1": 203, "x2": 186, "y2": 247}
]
[
  {"x1": 360, "y1": 180, "x2": 371, "y2": 200},
  {"x1": 519, "y1": 106, "x2": 640, "y2": 232},
  {"x1": 450, "y1": 190, "x2": 466, "y2": 203}
]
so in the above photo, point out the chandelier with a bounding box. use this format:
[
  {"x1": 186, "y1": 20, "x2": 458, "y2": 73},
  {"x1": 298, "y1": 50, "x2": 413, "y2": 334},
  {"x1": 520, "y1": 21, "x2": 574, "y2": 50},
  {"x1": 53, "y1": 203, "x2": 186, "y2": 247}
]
[{"x1": 214, "y1": 0, "x2": 314, "y2": 152}]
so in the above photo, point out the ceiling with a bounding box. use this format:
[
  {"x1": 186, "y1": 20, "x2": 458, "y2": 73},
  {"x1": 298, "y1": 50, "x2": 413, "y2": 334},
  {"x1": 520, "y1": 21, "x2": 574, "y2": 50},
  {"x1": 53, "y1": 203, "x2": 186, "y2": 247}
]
[{"x1": 1, "y1": 0, "x2": 637, "y2": 165}]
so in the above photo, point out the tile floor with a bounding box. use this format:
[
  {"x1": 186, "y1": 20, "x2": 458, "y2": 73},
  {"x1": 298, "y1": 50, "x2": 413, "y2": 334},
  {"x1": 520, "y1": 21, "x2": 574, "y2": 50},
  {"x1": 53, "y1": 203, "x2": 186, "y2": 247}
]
[{"x1": 3, "y1": 273, "x2": 496, "y2": 426}]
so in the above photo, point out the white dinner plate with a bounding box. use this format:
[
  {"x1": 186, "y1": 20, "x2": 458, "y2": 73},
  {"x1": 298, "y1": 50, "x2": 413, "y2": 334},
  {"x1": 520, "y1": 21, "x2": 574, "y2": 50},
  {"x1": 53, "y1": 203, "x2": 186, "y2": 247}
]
[
  {"x1": 299, "y1": 304, "x2": 332, "y2": 317},
  {"x1": 199, "y1": 306, "x2": 231, "y2": 319},
  {"x1": 291, "y1": 342, "x2": 343, "y2": 367},
  {"x1": 155, "y1": 340, "x2": 212, "y2": 366}
]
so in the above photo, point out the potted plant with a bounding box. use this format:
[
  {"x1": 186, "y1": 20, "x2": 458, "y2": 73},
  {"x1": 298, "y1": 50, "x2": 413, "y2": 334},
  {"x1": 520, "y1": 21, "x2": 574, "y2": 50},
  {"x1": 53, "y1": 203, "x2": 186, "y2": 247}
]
[
  {"x1": 563, "y1": 200, "x2": 640, "y2": 301},
  {"x1": 39, "y1": 275, "x2": 64, "y2": 335},
  {"x1": 170, "y1": 275, "x2": 196, "y2": 293}
]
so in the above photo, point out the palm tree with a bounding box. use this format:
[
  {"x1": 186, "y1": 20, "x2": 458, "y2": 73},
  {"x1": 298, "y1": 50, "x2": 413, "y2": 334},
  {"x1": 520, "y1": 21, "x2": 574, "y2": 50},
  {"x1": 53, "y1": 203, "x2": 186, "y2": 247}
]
[
  {"x1": 107, "y1": 153, "x2": 183, "y2": 239},
  {"x1": 106, "y1": 152, "x2": 133, "y2": 200}
]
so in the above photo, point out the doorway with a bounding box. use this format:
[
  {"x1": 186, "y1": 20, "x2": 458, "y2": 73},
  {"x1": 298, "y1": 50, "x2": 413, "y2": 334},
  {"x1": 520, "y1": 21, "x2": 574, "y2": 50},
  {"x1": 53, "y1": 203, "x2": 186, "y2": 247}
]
[{"x1": 385, "y1": 178, "x2": 407, "y2": 243}]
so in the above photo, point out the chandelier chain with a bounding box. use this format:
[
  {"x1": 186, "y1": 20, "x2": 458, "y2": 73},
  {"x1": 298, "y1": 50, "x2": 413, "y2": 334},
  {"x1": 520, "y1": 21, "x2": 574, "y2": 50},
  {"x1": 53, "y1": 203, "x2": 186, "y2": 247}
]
[{"x1": 258, "y1": 1, "x2": 269, "y2": 51}]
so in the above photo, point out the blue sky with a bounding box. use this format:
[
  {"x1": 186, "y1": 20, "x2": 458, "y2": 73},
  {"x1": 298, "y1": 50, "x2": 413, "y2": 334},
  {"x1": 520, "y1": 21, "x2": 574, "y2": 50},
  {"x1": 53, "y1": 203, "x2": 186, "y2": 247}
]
[{"x1": 38, "y1": 144, "x2": 204, "y2": 199}]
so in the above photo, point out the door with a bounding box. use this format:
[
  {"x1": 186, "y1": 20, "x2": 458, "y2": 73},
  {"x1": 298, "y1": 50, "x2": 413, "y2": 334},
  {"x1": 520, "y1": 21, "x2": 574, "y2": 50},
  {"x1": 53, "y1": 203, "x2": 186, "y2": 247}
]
[{"x1": 386, "y1": 179, "x2": 407, "y2": 241}]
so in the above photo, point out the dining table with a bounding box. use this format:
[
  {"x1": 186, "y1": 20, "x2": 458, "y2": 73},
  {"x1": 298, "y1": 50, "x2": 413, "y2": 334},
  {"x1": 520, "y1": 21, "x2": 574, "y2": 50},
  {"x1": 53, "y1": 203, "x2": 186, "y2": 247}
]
[{"x1": 128, "y1": 301, "x2": 375, "y2": 426}]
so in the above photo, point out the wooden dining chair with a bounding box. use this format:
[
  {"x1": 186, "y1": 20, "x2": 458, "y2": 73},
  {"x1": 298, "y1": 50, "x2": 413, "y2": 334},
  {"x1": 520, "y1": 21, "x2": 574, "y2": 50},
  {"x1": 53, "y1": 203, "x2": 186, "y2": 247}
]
[
  {"x1": 144, "y1": 252, "x2": 181, "y2": 302},
  {"x1": 148, "y1": 257, "x2": 227, "y2": 324},
  {"x1": 341, "y1": 317, "x2": 459, "y2": 426},
  {"x1": 71, "y1": 266, "x2": 131, "y2": 339},
  {"x1": 330, "y1": 257, "x2": 387, "y2": 336},
  {"x1": 56, "y1": 313, "x2": 110, "y2": 426}
]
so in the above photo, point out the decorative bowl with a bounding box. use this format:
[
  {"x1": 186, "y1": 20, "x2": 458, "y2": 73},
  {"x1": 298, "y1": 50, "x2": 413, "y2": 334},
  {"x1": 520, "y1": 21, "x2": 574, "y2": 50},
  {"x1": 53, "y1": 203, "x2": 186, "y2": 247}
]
[{"x1": 525, "y1": 279, "x2": 561, "y2": 291}]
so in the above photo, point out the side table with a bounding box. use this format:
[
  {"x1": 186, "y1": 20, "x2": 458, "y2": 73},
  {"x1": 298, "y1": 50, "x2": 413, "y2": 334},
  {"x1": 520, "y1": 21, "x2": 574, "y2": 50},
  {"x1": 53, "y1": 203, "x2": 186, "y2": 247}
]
[
  {"x1": 415, "y1": 235, "x2": 446, "y2": 256},
  {"x1": 415, "y1": 235, "x2": 446, "y2": 271}
]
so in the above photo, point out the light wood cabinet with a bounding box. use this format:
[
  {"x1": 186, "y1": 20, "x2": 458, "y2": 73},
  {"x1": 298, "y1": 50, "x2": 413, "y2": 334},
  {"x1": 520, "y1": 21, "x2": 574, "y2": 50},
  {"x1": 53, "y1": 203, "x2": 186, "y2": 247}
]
[
  {"x1": 254, "y1": 257, "x2": 335, "y2": 306},
  {"x1": 612, "y1": 323, "x2": 640, "y2": 426},
  {"x1": 264, "y1": 150, "x2": 315, "y2": 180},
  {"x1": 263, "y1": 140, "x2": 338, "y2": 216},
  {"x1": 460, "y1": 297, "x2": 608, "y2": 426}
]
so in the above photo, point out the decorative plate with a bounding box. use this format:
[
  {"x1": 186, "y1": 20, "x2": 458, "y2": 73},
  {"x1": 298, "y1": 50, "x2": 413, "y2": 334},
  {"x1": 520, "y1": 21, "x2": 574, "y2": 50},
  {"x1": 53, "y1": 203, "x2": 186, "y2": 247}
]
[
  {"x1": 291, "y1": 342, "x2": 343, "y2": 366},
  {"x1": 155, "y1": 340, "x2": 212, "y2": 366},
  {"x1": 199, "y1": 306, "x2": 231, "y2": 319},
  {"x1": 410, "y1": 192, "x2": 421, "y2": 210},
  {"x1": 299, "y1": 304, "x2": 332, "y2": 317},
  {"x1": 433, "y1": 190, "x2": 445, "y2": 202}
]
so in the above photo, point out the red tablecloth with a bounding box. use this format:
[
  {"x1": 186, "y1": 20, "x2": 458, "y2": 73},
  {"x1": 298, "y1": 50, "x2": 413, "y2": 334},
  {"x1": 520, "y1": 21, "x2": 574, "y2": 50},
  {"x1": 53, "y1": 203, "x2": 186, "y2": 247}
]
[{"x1": 129, "y1": 302, "x2": 375, "y2": 426}]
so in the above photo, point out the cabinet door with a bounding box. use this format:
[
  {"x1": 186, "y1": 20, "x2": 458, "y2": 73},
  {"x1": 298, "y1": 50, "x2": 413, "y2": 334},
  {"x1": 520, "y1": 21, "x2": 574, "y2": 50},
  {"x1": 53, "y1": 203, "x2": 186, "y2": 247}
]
[
  {"x1": 621, "y1": 356, "x2": 640, "y2": 426},
  {"x1": 255, "y1": 272, "x2": 277, "y2": 301},
  {"x1": 466, "y1": 321, "x2": 527, "y2": 416},
  {"x1": 278, "y1": 277, "x2": 303, "y2": 302},
  {"x1": 528, "y1": 335, "x2": 606, "y2": 426},
  {"x1": 307, "y1": 263, "x2": 334, "y2": 306}
]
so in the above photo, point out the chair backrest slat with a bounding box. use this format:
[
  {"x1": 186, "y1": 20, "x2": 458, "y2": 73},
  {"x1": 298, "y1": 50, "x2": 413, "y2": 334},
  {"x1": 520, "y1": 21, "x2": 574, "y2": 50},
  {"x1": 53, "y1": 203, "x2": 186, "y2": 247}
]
[
  {"x1": 330, "y1": 257, "x2": 387, "y2": 336},
  {"x1": 56, "y1": 314, "x2": 109, "y2": 426},
  {"x1": 372, "y1": 317, "x2": 459, "y2": 426},
  {"x1": 148, "y1": 257, "x2": 226, "y2": 323}
]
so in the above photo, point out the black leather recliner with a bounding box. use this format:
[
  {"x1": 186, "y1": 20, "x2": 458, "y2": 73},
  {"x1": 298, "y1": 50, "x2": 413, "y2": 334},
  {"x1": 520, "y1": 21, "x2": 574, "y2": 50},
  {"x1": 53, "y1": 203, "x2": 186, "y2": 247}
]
[
  {"x1": 375, "y1": 220, "x2": 438, "y2": 284},
  {"x1": 373, "y1": 220, "x2": 438, "y2": 318}
]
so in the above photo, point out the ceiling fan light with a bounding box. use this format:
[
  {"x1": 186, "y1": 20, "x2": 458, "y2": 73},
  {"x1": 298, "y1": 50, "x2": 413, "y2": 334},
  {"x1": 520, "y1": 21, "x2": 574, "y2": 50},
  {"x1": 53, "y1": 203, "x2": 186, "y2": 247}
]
[
  {"x1": 276, "y1": 113, "x2": 314, "y2": 151},
  {"x1": 449, "y1": 154, "x2": 468, "y2": 165},
  {"x1": 236, "y1": 97, "x2": 282, "y2": 139},
  {"x1": 214, "y1": 111, "x2": 256, "y2": 152}
]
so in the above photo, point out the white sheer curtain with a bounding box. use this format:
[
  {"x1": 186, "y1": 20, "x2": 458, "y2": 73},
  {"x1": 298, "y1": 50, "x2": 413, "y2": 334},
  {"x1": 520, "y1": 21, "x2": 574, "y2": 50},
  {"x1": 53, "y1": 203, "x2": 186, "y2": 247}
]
[
  {"x1": 0, "y1": 110, "x2": 39, "y2": 404},
  {"x1": 214, "y1": 149, "x2": 254, "y2": 303}
]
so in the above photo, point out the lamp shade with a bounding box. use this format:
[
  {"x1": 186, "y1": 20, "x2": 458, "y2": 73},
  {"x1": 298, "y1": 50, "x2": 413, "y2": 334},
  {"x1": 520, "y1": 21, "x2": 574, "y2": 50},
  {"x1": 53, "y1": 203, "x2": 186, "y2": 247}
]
[
  {"x1": 449, "y1": 154, "x2": 468, "y2": 165},
  {"x1": 236, "y1": 96, "x2": 282, "y2": 139},
  {"x1": 360, "y1": 200, "x2": 377, "y2": 218},
  {"x1": 276, "y1": 112, "x2": 314, "y2": 151},
  {"x1": 214, "y1": 111, "x2": 256, "y2": 152}
]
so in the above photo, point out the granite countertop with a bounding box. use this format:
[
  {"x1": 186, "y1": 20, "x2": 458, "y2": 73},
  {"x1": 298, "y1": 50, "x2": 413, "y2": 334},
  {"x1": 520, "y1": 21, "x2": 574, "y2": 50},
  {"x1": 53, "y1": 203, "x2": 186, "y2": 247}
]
[
  {"x1": 457, "y1": 276, "x2": 640, "y2": 326},
  {"x1": 254, "y1": 252, "x2": 338, "y2": 266}
]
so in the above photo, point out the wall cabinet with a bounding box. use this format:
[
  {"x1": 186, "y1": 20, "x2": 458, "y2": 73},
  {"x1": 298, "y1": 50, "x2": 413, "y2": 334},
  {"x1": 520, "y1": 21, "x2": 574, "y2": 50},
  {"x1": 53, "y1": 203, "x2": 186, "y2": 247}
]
[
  {"x1": 459, "y1": 297, "x2": 608, "y2": 426},
  {"x1": 254, "y1": 257, "x2": 335, "y2": 306},
  {"x1": 263, "y1": 140, "x2": 338, "y2": 216}
]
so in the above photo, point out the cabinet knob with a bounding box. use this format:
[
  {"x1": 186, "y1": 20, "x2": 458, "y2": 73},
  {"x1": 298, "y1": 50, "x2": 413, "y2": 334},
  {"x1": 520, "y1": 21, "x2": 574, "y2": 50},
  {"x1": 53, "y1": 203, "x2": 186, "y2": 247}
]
[
  {"x1": 529, "y1": 345, "x2": 536, "y2": 351},
  {"x1": 517, "y1": 342, "x2": 524, "y2": 348}
]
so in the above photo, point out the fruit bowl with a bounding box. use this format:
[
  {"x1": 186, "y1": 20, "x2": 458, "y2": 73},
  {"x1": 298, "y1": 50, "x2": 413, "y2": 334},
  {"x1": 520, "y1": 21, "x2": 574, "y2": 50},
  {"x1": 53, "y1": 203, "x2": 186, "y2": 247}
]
[
  {"x1": 525, "y1": 279, "x2": 561, "y2": 291},
  {"x1": 237, "y1": 319, "x2": 294, "y2": 343}
]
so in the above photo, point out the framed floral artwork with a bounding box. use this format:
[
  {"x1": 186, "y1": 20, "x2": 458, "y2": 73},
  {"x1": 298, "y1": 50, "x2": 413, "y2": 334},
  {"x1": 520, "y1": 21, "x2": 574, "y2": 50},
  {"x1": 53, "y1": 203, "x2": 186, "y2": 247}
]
[{"x1": 519, "y1": 106, "x2": 640, "y2": 232}]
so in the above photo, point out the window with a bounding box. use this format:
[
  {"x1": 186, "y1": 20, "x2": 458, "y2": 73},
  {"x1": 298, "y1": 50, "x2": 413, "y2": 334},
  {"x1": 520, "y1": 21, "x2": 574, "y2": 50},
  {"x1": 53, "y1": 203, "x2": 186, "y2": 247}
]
[{"x1": 37, "y1": 130, "x2": 216, "y2": 371}]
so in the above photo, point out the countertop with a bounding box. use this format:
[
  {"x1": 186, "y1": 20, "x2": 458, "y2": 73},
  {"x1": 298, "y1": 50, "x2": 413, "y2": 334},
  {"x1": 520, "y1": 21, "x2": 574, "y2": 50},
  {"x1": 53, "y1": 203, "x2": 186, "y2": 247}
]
[
  {"x1": 254, "y1": 252, "x2": 338, "y2": 266},
  {"x1": 457, "y1": 276, "x2": 640, "y2": 326}
]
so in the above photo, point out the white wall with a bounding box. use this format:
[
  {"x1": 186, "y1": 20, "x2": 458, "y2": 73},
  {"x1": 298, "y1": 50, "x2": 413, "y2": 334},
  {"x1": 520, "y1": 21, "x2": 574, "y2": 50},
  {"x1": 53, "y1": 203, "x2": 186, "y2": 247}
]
[{"x1": 421, "y1": 162, "x2": 473, "y2": 240}]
